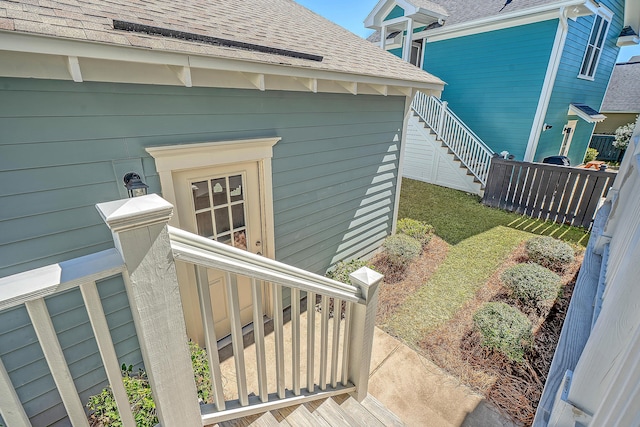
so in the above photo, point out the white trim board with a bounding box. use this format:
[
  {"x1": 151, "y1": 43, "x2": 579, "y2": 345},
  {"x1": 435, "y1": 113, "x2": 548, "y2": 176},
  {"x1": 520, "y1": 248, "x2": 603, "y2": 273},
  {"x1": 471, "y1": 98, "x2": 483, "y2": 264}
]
[
  {"x1": 418, "y1": 0, "x2": 596, "y2": 42},
  {"x1": 0, "y1": 31, "x2": 444, "y2": 95}
]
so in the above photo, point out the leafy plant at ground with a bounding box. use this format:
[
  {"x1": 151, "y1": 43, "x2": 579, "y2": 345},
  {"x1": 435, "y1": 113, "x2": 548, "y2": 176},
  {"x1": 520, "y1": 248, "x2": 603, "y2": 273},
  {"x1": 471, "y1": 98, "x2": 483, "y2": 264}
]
[
  {"x1": 326, "y1": 259, "x2": 371, "y2": 284},
  {"x1": 473, "y1": 302, "x2": 533, "y2": 362},
  {"x1": 525, "y1": 236, "x2": 575, "y2": 271},
  {"x1": 613, "y1": 116, "x2": 638, "y2": 150},
  {"x1": 87, "y1": 341, "x2": 212, "y2": 426},
  {"x1": 501, "y1": 263, "x2": 562, "y2": 309},
  {"x1": 397, "y1": 218, "x2": 434, "y2": 248},
  {"x1": 383, "y1": 234, "x2": 422, "y2": 266},
  {"x1": 583, "y1": 147, "x2": 599, "y2": 163}
]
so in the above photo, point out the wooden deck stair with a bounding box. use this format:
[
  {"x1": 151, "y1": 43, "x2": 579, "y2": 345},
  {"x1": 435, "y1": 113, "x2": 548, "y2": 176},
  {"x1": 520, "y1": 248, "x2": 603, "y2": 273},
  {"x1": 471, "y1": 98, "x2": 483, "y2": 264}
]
[{"x1": 213, "y1": 394, "x2": 405, "y2": 427}]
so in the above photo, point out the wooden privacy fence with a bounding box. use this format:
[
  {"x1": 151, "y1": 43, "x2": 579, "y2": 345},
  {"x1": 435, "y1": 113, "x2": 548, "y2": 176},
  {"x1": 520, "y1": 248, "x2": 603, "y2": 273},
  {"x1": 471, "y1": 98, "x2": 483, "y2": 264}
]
[
  {"x1": 482, "y1": 157, "x2": 617, "y2": 229},
  {"x1": 589, "y1": 134, "x2": 625, "y2": 163}
]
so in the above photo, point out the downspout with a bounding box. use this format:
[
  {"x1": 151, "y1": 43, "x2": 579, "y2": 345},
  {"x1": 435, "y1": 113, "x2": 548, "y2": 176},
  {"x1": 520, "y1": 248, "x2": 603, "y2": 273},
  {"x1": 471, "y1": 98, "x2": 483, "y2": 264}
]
[
  {"x1": 523, "y1": 7, "x2": 570, "y2": 162},
  {"x1": 391, "y1": 89, "x2": 417, "y2": 234}
]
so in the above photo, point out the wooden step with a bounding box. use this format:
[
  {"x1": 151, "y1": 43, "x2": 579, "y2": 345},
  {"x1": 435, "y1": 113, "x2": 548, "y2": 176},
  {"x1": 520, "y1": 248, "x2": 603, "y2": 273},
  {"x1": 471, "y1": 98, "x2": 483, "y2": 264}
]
[
  {"x1": 361, "y1": 394, "x2": 406, "y2": 427},
  {"x1": 307, "y1": 396, "x2": 362, "y2": 426},
  {"x1": 335, "y1": 395, "x2": 386, "y2": 427},
  {"x1": 274, "y1": 403, "x2": 331, "y2": 427}
]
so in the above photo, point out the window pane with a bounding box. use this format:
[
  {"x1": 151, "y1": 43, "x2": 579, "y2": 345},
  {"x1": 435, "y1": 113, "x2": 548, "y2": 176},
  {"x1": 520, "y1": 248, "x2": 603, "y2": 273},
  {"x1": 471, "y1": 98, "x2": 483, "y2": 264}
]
[
  {"x1": 596, "y1": 21, "x2": 608, "y2": 47},
  {"x1": 196, "y1": 212, "x2": 213, "y2": 238},
  {"x1": 590, "y1": 16, "x2": 602, "y2": 44},
  {"x1": 581, "y1": 46, "x2": 593, "y2": 75},
  {"x1": 214, "y1": 207, "x2": 230, "y2": 234},
  {"x1": 231, "y1": 203, "x2": 246, "y2": 229},
  {"x1": 229, "y1": 175, "x2": 244, "y2": 202},
  {"x1": 233, "y1": 230, "x2": 247, "y2": 250},
  {"x1": 217, "y1": 233, "x2": 232, "y2": 245},
  {"x1": 588, "y1": 48, "x2": 601, "y2": 76},
  {"x1": 211, "y1": 177, "x2": 227, "y2": 206},
  {"x1": 192, "y1": 181, "x2": 210, "y2": 210}
]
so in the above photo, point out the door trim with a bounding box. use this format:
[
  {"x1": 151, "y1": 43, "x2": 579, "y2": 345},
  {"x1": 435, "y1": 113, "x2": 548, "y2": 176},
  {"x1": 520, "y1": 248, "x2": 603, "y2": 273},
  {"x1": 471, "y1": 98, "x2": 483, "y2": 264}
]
[{"x1": 146, "y1": 137, "x2": 280, "y2": 260}]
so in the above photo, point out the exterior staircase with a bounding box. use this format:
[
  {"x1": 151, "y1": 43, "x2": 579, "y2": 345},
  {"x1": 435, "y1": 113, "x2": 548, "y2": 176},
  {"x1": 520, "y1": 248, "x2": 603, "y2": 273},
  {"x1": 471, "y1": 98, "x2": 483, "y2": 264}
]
[
  {"x1": 404, "y1": 92, "x2": 494, "y2": 196},
  {"x1": 213, "y1": 394, "x2": 405, "y2": 426}
]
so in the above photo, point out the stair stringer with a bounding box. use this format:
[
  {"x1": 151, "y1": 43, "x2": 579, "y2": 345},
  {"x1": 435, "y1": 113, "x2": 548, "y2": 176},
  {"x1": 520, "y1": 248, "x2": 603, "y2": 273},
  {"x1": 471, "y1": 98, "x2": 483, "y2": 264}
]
[{"x1": 403, "y1": 113, "x2": 483, "y2": 195}]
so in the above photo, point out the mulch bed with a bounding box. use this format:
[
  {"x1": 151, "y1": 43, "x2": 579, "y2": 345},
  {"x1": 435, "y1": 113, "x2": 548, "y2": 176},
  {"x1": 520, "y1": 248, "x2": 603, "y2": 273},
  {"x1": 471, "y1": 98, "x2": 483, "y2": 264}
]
[{"x1": 373, "y1": 239, "x2": 583, "y2": 426}]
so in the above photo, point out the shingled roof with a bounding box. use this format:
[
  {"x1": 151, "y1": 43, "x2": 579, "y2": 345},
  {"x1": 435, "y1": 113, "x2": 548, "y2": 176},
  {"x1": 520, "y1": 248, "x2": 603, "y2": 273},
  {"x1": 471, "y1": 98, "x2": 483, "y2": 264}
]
[
  {"x1": 0, "y1": 0, "x2": 444, "y2": 90},
  {"x1": 601, "y1": 57, "x2": 640, "y2": 112}
]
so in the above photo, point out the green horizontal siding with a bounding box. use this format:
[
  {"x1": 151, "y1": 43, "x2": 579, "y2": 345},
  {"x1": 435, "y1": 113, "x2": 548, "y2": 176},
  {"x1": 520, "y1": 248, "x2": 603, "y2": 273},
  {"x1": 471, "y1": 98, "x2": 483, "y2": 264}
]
[
  {"x1": 536, "y1": 0, "x2": 624, "y2": 164},
  {"x1": 424, "y1": 20, "x2": 558, "y2": 159},
  {"x1": 384, "y1": 5, "x2": 404, "y2": 21},
  {"x1": 0, "y1": 77, "x2": 405, "y2": 425}
]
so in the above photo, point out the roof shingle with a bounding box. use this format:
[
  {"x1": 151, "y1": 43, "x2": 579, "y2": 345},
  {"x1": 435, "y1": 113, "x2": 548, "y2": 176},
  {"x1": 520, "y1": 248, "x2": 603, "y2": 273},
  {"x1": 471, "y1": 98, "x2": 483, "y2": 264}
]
[
  {"x1": 0, "y1": 0, "x2": 444, "y2": 86},
  {"x1": 601, "y1": 59, "x2": 640, "y2": 112}
]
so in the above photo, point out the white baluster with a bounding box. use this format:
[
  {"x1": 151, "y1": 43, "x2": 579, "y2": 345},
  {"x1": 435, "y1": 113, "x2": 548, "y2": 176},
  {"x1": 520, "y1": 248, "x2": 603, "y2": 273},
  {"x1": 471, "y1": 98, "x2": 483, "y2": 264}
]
[
  {"x1": 306, "y1": 292, "x2": 316, "y2": 393},
  {"x1": 291, "y1": 288, "x2": 301, "y2": 396},
  {"x1": 272, "y1": 284, "x2": 285, "y2": 399},
  {"x1": 251, "y1": 278, "x2": 268, "y2": 403},
  {"x1": 341, "y1": 302, "x2": 352, "y2": 386},
  {"x1": 331, "y1": 298, "x2": 342, "y2": 388},
  {"x1": 319, "y1": 295, "x2": 330, "y2": 390},
  {"x1": 226, "y1": 272, "x2": 248, "y2": 406}
]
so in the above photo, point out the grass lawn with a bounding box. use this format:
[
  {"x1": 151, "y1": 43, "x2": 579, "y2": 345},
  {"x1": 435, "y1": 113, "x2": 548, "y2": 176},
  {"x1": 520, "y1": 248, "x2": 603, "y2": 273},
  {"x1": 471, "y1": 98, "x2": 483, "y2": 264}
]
[
  {"x1": 398, "y1": 178, "x2": 590, "y2": 247},
  {"x1": 385, "y1": 179, "x2": 589, "y2": 347}
]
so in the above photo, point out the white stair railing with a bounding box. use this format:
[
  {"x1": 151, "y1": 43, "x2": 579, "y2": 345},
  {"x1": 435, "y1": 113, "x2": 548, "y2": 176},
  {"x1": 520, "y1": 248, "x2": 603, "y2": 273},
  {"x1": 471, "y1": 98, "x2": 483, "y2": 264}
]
[
  {"x1": 168, "y1": 225, "x2": 382, "y2": 425},
  {"x1": 412, "y1": 91, "x2": 494, "y2": 186},
  {"x1": 0, "y1": 195, "x2": 382, "y2": 427}
]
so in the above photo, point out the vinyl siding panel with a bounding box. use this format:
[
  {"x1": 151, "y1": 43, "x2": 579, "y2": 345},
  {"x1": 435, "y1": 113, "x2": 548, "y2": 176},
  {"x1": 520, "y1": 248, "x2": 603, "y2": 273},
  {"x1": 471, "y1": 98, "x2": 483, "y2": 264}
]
[
  {"x1": 423, "y1": 19, "x2": 558, "y2": 159},
  {"x1": 536, "y1": 0, "x2": 624, "y2": 164},
  {"x1": 0, "y1": 78, "x2": 404, "y2": 424},
  {"x1": 0, "y1": 274, "x2": 141, "y2": 426}
]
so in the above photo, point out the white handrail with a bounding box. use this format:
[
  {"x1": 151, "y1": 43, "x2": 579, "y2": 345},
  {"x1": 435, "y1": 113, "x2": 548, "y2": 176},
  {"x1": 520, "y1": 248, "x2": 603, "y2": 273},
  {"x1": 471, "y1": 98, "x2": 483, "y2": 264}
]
[
  {"x1": 168, "y1": 226, "x2": 362, "y2": 303},
  {"x1": 411, "y1": 91, "x2": 494, "y2": 185}
]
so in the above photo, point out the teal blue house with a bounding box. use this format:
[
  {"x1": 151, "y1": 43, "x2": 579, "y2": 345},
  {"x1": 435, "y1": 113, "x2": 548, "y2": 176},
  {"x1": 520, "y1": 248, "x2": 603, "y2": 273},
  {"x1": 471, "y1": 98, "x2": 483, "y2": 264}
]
[
  {"x1": 366, "y1": 0, "x2": 639, "y2": 166},
  {"x1": 0, "y1": 1, "x2": 444, "y2": 424}
]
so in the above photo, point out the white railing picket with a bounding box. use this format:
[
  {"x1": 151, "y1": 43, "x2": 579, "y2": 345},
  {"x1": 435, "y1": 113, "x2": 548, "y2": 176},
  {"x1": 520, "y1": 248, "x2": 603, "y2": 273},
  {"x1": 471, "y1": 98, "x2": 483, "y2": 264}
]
[
  {"x1": 412, "y1": 91, "x2": 494, "y2": 185},
  {"x1": 306, "y1": 291, "x2": 316, "y2": 393},
  {"x1": 80, "y1": 281, "x2": 136, "y2": 427},
  {"x1": 195, "y1": 265, "x2": 226, "y2": 410},
  {"x1": 0, "y1": 355, "x2": 30, "y2": 427},
  {"x1": 25, "y1": 299, "x2": 90, "y2": 427},
  {"x1": 319, "y1": 295, "x2": 330, "y2": 391},
  {"x1": 272, "y1": 284, "x2": 286, "y2": 399},
  {"x1": 226, "y1": 272, "x2": 249, "y2": 406},
  {"x1": 291, "y1": 288, "x2": 301, "y2": 396},
  {"x1": 331, "y1": 298, "x2": 342, "y2": 389},
  {"x1": 341, "y1": 302, "x2": 352, "y2": 387},
  {"x1": 251, "y1": 278, "x2": 268, "y2": 403}
]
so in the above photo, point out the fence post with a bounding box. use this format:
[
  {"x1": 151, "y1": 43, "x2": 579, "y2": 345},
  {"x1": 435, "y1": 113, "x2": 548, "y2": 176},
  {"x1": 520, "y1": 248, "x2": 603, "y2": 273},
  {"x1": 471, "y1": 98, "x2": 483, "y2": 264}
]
[
  {"x1": 347, "y1": 267, "x2": 383, "y2": 401},
  {"x1": 96, "y1": 194, "x2": 201, "y2": 426},
  {"x1": 436, "y1": 100, "x2": 448, "y2": 139}
]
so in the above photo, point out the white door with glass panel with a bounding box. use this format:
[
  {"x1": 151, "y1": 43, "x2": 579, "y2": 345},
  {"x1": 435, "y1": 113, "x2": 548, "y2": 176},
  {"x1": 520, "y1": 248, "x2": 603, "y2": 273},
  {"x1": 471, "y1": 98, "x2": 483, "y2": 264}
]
[
  {"x1": 174, "y1": 162, "x2": 264, "y2": 339},
  {"x1": 559, "y1": 120, "x2": 578, "y2": 157}
]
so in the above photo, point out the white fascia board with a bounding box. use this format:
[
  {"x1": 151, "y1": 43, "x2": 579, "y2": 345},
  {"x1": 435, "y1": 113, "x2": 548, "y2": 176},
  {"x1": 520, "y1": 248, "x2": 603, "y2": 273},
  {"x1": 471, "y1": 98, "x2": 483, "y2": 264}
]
[
  {"x1": 421, "y1": 0, "x2": 591, "y2": 42},
  {"x1": 568, "y1": 104, "x2": 607, "y2": 122},
  {"x1": 0, "y1": 30, "x2": 444, "y2": 94}
]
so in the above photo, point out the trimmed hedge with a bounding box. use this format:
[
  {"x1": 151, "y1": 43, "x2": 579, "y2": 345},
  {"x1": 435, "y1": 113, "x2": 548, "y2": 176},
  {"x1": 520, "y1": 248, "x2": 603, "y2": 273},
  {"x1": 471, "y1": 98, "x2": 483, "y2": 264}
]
[
  {"x1": 383, "y1": 234, "x2": 422, "y2": 266},
  {"x1": 525, "y1": 236, "x2": 574, "y2": 271},
  {"x1": 501, "y1": 263, "x2": 562, "y2": 308},
  {"x1": 473, "y1": 302, "x2": 533, "y2": 362},
  {"x1": 327, "y1": 259, "x2": 371, "y2": 284},
  {"x1": 397, "y1": 218, "x2": 434, "y2": 248}
]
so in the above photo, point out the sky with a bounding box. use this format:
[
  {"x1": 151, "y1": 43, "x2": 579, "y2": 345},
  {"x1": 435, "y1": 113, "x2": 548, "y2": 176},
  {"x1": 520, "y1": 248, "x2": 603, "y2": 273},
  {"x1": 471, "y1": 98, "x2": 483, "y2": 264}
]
[{"x1": 295, "y1": 0, "x2": 640, "y2": 62}]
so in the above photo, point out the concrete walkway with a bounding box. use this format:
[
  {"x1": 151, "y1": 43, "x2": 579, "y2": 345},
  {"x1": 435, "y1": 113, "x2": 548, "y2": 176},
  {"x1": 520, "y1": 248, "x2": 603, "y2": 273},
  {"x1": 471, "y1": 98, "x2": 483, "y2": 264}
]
[
  {"x1": 219, "y1": 310, "x2": 515, "y2": 426},
  {"x1": 368, "y1": 327, "x2": 517, "y2": 427}
]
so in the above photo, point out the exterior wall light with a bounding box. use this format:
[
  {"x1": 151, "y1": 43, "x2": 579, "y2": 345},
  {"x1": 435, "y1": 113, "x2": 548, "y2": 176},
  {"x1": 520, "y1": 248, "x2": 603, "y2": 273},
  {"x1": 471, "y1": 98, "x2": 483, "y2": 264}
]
[{"x1": 123, "y1": 172, "x2": 149, "y2": 198}]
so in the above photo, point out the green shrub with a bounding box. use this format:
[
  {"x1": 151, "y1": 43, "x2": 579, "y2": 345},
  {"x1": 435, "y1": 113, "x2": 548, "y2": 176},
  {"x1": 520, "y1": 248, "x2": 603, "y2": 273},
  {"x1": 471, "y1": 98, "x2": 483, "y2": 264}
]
[
  {"x1": 87, "y1": 341, "x2": 212, "y2": 426},
  {"x1": 525, "y1": 236, "x2": 575, "y2": 271},
  {"x1": 397, "y1": 218, "x2": 434, "y2": 247},
  {"x1": 473, "y1": 302, "x2": 533, "y2": 362},
  {"x1": 383, "y1": 234, "x2": 422, "y2": 266},
  {"x1": 327, "y1": 259, "x2": 370, "y2": 283},
  {"x1": 501, "y1": 263, "x2": 562, "y2": 308},
  {"x1": 583, "y1": 147, "x2": 599, "y2": 163}
]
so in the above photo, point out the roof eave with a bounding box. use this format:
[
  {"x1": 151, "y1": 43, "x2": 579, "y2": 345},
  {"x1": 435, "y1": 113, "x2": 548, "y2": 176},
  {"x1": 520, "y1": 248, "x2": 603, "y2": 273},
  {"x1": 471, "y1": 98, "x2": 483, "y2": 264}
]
[
  {"x1": 420, "y1": 0, "x2": 596, "y2": 41},
  {"x1": 0, "y1": 31, "x2": 444, "y2": 97}
]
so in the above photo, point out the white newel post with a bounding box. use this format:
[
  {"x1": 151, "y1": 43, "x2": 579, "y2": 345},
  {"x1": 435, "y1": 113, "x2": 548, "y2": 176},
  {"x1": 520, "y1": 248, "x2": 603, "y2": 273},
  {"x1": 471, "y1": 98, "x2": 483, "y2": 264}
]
[
  {"x1": 96, "y1": 195, "x2": 201, "y2": 426},
  {"x1": 348, "y1": 267, "x2": 383, "y2": 401}
]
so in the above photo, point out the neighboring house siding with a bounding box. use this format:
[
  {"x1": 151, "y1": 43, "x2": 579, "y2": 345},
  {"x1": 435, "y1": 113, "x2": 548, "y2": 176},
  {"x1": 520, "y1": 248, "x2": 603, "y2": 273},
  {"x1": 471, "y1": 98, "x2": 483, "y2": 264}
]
[
  {"x1": 388, "y1": 46, "x2": 404, "y2": 58},
  {"x1": 0, "y1": 77, "x2": 403, "y2": 424},
  {"x1": 423, "y1": 19, "x2": 558, "y2": 160},
  {"x1": 385, "y1": 5, "x2": 404, "y2": 21},
  {"x1": 536, "y1": 0, "x2": 624, "y2": 165},
  {"x1": 595, "y1": 112, "x2": 638, "y2": 134}
]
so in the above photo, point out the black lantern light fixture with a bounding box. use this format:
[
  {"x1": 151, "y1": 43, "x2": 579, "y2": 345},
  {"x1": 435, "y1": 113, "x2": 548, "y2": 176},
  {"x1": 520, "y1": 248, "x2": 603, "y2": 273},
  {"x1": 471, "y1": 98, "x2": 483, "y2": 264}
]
[{"x1": 123, "y1": 172, "x2": 149, "y2": 198}]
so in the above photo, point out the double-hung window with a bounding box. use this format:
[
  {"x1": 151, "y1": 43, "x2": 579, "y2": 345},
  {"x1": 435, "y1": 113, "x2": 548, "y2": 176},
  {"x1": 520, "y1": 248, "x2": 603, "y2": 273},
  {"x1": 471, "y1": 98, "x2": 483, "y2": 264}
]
[{"x1": 579, "y1": 10, "x2": 612, "y2": 79}]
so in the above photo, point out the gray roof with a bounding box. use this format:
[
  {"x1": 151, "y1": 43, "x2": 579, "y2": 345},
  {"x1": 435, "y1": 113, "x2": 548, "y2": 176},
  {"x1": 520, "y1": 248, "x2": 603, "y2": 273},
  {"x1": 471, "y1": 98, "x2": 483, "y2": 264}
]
[
  {"x1": 0, "y1": 0, "x2": 444, "y2": 86},
  {"x1": 601, "y1": 58, "x2": 640, "y2": 112}
]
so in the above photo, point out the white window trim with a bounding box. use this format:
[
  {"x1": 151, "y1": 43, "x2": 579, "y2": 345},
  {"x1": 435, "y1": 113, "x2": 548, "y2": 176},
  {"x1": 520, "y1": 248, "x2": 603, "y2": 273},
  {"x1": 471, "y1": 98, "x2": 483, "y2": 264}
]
[
  {"x1": 578, "y1": 6, "x2": 614, "y2": 80},
  {"x1": 145, "y1": 137, "x2": 280, "y2": 260}
]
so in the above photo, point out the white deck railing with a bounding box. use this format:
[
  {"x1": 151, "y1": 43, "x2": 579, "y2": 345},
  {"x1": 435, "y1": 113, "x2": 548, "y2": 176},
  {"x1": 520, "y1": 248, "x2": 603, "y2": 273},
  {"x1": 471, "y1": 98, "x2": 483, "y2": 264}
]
[
  {"x1": 411, "y1": 91, "x2": 494, "y2": 186},
  {"x1": 0, "y1": 194, "x2": 382, "y2": 426}
]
